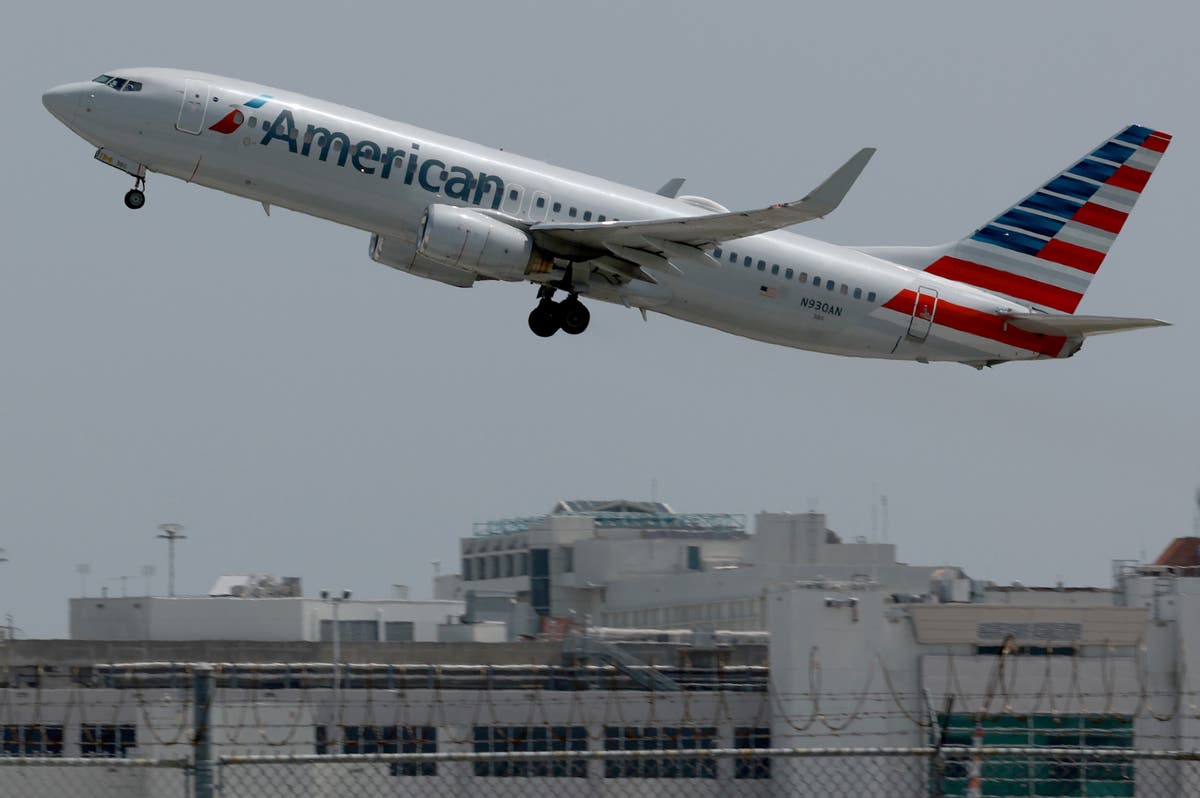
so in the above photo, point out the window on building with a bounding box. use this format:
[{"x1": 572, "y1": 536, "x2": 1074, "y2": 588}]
[
  {"x1": 530, "y1": 549, "x2": 550, "y2": 616},
  {"x1": 935, "y1": 714, "x2": 1132, "y2": 797},
  {"x1": 474, "y1": 726, "x2": 587, "y2": 777},
  {"x1": 2, "y1": 725, "x2": 64, "y2": 757},
  {"x1": 489, "y1": 556, "x2": 500, "y2": 579},
  {"x1": 604, "y1": 726, "x2": 717, "y2": 779},
  {"x1": 80, "y1": 725, "x2": 136, "y2": 758},
  {"x1": 561, "y1": 546, "x2": 574, "y2": 573},
  {"x1": 317, "y1": 726, "x2": 436, "y2": 775},
  {"x1": 505, "y1": 554, "x2": 515, "y2": 578},
  {"x1": 733, "y1": 727, "x2": 770, "y2": 779},
  {"x1": 320, "y1": 620, "x2": 379, "y2": 642},
  {"x1": 686, "y1": 546, "x2": 702, "y2": 571},
  {"x1": 384, "y1": 621, "x2": 414, "y2": 642},
  {"x1": 462, "y1": 558, "x2": 473, "y2": 581},
  {"x1": 519, "y1": 552, "x2": 529, "y2": 576}
]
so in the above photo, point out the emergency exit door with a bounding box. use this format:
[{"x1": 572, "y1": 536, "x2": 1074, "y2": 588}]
[
  {"x1": 176, "y1": 79, "x2": 210, "y2": 134},
  {"x1": 907, "y1": 286, "x2": 938, "y2": 340}
]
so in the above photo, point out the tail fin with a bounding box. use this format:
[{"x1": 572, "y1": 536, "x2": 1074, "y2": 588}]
[{"x1": 861, "y1": 124, "x2": 1171, "y2": 313}]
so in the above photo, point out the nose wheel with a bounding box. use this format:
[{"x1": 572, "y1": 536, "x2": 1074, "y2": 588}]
[
  {"x1": 124, "y1": 176, "x2": 146, "y2": 210},
  {"x1": 527, "y1": 289, "x2": 591, "y2": 338}
]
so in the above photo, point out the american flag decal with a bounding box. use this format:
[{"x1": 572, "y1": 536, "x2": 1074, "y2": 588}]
[{"x1": 759, "y1": 285, "x2": 777, "y2": 298}]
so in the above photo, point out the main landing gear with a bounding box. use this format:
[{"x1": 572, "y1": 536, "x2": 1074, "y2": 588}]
[
  {"x1": 124, "y1": 176, "x2": 146, "y2": 210},
  {"x1": 528, "y1": 286, "x2": 591, "y2": 338}
]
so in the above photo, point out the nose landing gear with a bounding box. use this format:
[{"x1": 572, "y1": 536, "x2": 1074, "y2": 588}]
[
  {"x1": 527, "y1": 287, "x2": 591, "y2": 338},
  {"x1": 124, "y1": 176, "x2": 146, "y2": 210}
]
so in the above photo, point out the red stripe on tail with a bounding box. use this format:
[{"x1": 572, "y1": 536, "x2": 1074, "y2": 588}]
[
  {"x1": 1037, "y1": 239, "x2": 1104, "y2": 274},
  {"x1": 925, "y1": 256, "x2": 1083, "y2": 313},
  {"x1": 1072, "y1": 202, "x2": 1128, "y2": 234}
]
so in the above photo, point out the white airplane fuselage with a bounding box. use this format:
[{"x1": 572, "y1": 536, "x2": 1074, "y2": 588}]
[{"x1": 42, "y1": 68, "x2": 1117, "y2": 365}]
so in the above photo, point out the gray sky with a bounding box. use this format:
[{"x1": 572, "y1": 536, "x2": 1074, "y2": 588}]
[{"x1": 4, "y1": 2, "x2": 1197, "y2": 636}]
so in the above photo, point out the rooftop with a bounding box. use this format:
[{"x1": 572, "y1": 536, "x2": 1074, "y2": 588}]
[{"x1": 473, "y1": 499, "x2": 746, "y2": 537}]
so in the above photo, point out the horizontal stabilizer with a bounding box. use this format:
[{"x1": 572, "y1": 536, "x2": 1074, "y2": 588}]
[
  {"x1": 532, "y1": 148, "x2": 875, "y2": 251},
  {"x1": 1001, "y1": 313, "x2": 1169, "y2": 337}
]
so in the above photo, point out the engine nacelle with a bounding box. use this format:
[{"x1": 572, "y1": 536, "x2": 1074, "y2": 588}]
[
  {"x1": 369, "y1": 233, "x2": 475, "y2": 288},
  {"x1": 418, "y1": 204, "x2": 550, "y2": 282}
]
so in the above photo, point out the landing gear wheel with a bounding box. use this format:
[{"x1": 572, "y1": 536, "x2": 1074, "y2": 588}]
[
  {"x1": 559, "y1": 298, "x2": 590, "y2": 335},
  {"x1": 124, "y1": 189, "x2": 145, "y2": 210},
  {"x1": 528, "y1": 301, "x2": 561, "y2": 338}
]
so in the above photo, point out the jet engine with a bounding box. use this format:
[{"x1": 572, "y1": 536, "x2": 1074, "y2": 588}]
[
  {"x1": 369, "y1": 233, "x2": 476, "y2": 287},
  {"x1": 417, "y1": 204, "x2": 551, "y2": 281}
]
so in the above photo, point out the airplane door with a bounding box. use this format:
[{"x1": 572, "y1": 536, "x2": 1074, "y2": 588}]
[
  {"x1": 176, "y1": 79, "x2": 210, "y2": 134},
  {"x1": 907, "y1": 286, "x2": 938, "y2": 340}
]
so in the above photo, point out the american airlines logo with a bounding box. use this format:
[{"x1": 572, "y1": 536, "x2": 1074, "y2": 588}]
[
  {"x1": 207, "y1": 94, "x2": 273, "y2": 135},
  {"x1": 253, "y1": 106, "x2": 508, "y2": 210}
]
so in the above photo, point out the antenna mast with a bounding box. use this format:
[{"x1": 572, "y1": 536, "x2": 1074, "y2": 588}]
[{"x1": 156, "y1": 524, "x2": 187, "y2": 597}]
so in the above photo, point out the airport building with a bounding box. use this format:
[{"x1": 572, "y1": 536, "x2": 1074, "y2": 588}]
[{"x1": 8, "y1": 502, "x2": 1200, "y2": 796}]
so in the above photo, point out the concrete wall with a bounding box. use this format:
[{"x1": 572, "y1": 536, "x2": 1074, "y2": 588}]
[{"x1": 70, "y1": 597, "x2": 464, "y2": 642}]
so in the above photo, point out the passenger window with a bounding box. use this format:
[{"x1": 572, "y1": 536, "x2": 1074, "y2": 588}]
[
  {"x1": 798, "y1": 272, "x2": 808, "y2": 283},
  {"x1": 536, "y1": 196, "x2": 546, "y2": 208},
  {"x1": 568, "y1": 207, "x2": 577, "y2": 218},
  {"x1": 552, "y1": 202, "x2": 562, "y2": 212},
  {"x1": 812, "y1": 277, "x2": 821, "y2": 287},
  {"x1": 583, "y1": 210, "x2": 592, "y2": 221},
  {"x1": 757, "y1": 260, "x2": 766, "y2": 271},
  {"x1": 714, "y1": 248, "x2": 723, "y2": 258},
  {"x1": 508, "y1": 189, "x2": 519, "y2": 201},
  {"x1": 853, "y1": 287, "x2": 862, "y2": 299},
  {"x1": 248, "y1": 116, "x2": 257, "y2": 128},
  {"x1": 771, "y1": 264, "x2": 779, "y2": 275},
  {"x1": 785, "y1": 268, "x2": 794, "y2": 280},
  {"x1": 729, "y1": 252, "x2": 737, "y2": 263},
  {"x1": 867, "y1": 291, "x2": 877, "y2": 302},
  {"x1": 827, "y1": 281, "x2": 835, "y2": 291},
  {"x1": 744, "y1": 256, "x2": 752, "y2": 267},
  {"x1": 841, "y1": 284, "x2": 848, "y2": 295},
  {"x1": 597, "y1": 214, "x2": 606, "y2": 222},
  {"x1": 123, "y1": 81, "x2": 142, "y2": 92}
]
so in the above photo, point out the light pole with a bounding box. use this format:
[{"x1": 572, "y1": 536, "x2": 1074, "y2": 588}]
[
  {"x1": 156, "y1": 524, "x2": 186, "y2": 597},
  {"x1": 76, "y1": 564, "x2": 90, "y2": 597},
  {"x1": 320, "y1": 589, "x2": 352, "y2": 733}
]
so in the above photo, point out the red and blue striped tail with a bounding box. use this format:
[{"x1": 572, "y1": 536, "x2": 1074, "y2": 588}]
[{"x1": 926, "y1": 124, "x2": 1170, "y2": 313}]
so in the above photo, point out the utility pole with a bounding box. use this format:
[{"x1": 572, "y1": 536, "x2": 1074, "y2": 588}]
[
  {"x1": 320, "y1": 589, "x2": 352, "y2": 740},
  {"x1": 156, "y1": 524, "x2": 187, "y2": 597}
]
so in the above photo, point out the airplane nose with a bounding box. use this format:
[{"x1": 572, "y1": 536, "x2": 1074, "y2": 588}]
[{"x1": 42, "y1": 84, "x2": 80, "y2": 126}]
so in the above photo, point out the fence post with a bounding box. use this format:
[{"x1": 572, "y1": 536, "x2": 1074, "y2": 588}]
[{"x1": 193, "y1": 663, "x2": 215, "y2": 798}]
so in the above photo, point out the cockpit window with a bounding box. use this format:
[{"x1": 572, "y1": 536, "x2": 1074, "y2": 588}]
[{"x1": 92, "y1": 75, "x2": 140, "y2": 91}]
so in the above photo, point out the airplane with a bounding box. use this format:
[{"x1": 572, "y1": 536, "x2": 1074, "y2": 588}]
[{"x1": 42, "y1": 68, "x2": 1172, "y2": 367}]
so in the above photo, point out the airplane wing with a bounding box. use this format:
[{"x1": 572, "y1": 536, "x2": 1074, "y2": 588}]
[
  {"x1": 1000, "y1": 314, "x2": 1170, "y2": 337},
  {"x1": 531, "y1": 148, "x2": 876, "y2": 256}
]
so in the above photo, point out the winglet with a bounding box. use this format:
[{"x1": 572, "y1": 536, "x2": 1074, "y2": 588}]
[
  {"x1": 656, "y1": 177, "x2": 686, "y2": 198},
  {"x1": 800, "y1": 147, "x2": 876, "y2": 217}
]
